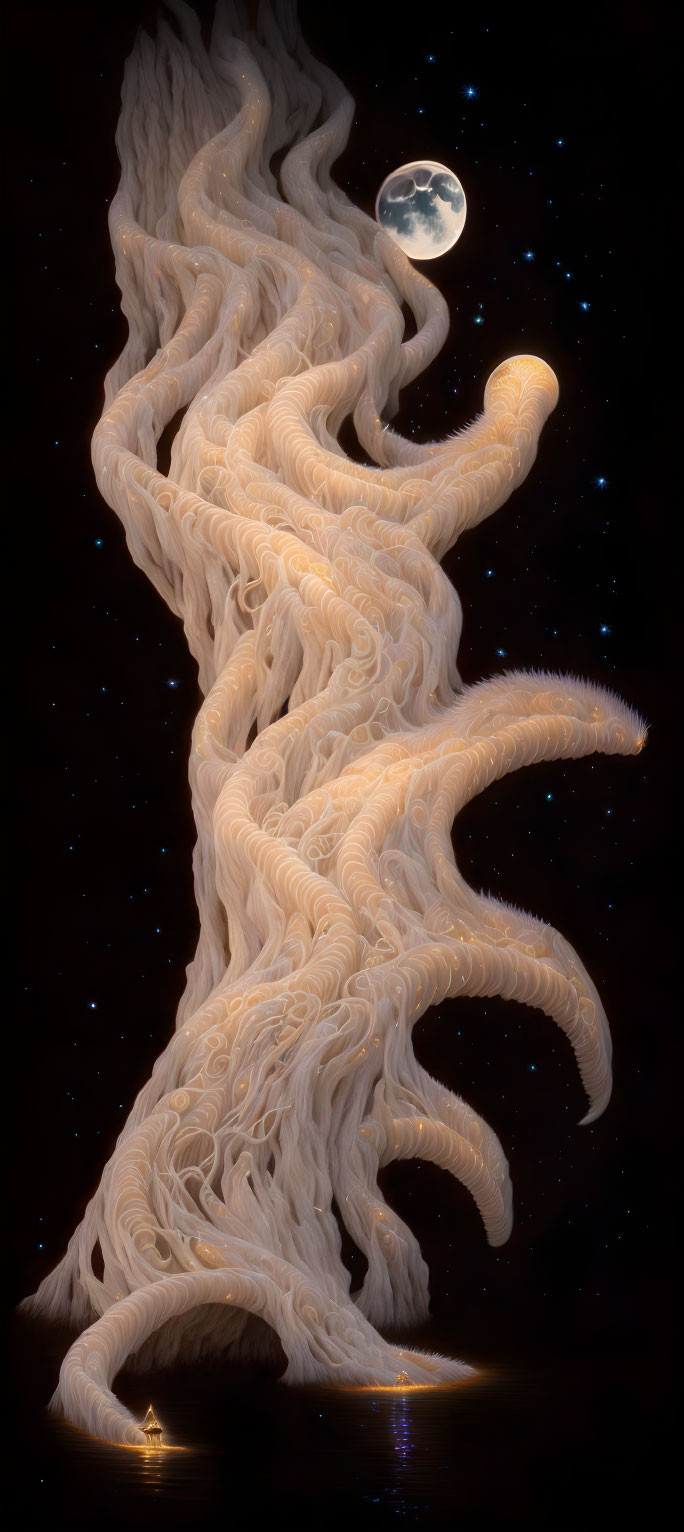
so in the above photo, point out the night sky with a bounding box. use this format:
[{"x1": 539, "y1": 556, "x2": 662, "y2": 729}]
[{"x1": 9, "y1": 1, "x2": 679, "y2": 1526}]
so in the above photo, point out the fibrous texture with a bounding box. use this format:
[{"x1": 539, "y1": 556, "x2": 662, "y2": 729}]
[{"x1": 23, "y1": 0, "x2": 646, "y2": 1447}]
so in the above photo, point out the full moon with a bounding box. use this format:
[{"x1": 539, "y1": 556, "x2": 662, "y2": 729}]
[{"x1": 375, "y1": 160, "x2": 466, "y2": 260}]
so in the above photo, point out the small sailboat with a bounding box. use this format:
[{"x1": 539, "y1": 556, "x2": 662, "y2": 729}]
[{"x1": 141, "y1": 1403, "x2": 163, "y2": 1447}]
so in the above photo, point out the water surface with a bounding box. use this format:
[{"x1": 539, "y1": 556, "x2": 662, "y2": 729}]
[{"x1": 10, "y1": 1322, "x2": 663, "y2": 1529}]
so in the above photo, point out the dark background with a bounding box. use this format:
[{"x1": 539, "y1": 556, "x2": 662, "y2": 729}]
[{"x1": 8, "y1": 1, "x2": 679, "y2": 1526}]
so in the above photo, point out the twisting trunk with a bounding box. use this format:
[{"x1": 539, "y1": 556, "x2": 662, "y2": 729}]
[{"x1": 21, "y1": 0, "x2": 645, "y2": 1447}]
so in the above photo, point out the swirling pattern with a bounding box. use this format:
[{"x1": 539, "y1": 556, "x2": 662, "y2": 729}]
[{"x1": 22, "y1": 0, "x2": 646, "y2": 1447}]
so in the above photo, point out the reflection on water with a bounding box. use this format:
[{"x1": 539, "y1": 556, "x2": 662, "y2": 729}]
[
  {"x1": 12, "y1": 1348, "x2": 657, "y2": 1530},
  {"x1": 35, "y1": 1424, "x2": 211, "y2": 1516},
  {"x1": 132, "y1": 1445, "x2": 188, "y2": 1496},
  {"x1": 137, "y1": 1448, "x2": 168, "y2": 1496}
]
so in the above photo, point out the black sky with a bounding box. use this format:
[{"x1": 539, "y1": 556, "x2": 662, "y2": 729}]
[{"x1": 8, "y1": 1, "x2": 680, "y2": 1525}]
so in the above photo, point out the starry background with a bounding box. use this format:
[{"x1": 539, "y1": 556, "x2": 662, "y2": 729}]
[{"x1": 8, "y1": 1, "x2": 679, "y2": 1526}]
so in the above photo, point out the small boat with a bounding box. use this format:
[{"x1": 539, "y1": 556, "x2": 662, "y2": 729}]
[{"x1": 141, "y1": 1404, "x2": 163, "y2": 1447}]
